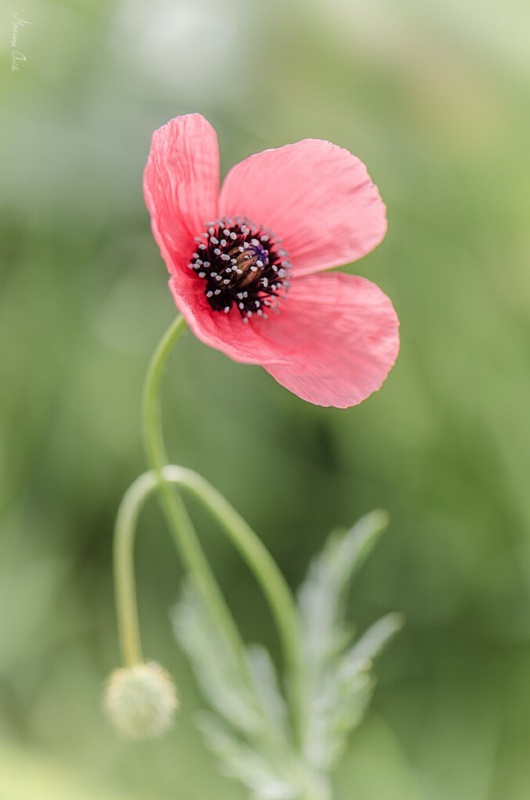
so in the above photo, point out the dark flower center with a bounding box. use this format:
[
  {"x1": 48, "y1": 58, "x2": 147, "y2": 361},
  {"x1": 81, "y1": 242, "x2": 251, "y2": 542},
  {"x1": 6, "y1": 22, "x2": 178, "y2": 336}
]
[{"x1": 188, "y1": 217, "x2": 291, "y2": 321}]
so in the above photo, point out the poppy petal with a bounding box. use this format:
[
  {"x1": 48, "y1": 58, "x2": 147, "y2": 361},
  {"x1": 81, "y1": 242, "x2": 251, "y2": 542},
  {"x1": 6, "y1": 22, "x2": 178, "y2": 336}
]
[
  {"x1": 260, "y1": 272, "x2": 399, "y2": 407},
  {"x1": 168, "y1": 274, "x2": 290, "y2": 364},
  {"x1": 219, "y1": 139, "x2": 387, "y2": 277},
  {"x1": 169, "y1": 271, "x2": 399, "y2": 408},
  {"x1": 144, "y1": 114, "x2": 220, "y2": 273}
]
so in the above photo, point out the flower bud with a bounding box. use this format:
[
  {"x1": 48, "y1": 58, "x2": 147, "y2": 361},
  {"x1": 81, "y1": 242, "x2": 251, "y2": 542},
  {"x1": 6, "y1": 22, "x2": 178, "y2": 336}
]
[{"x1": 104, "y1": 661, "x2": 178, "y2": 738}]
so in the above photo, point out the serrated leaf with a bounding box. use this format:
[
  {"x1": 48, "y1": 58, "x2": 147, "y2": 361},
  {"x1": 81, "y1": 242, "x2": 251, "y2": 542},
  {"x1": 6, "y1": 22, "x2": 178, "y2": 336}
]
[
  {"x1": 246, "y1": 644, "x2": 289, "y2": 735},
  {"x1": 297, "y1": 511, "x2": 389, "y2": 677},
  {"x1": 172, "y1": 516, "x2": 400, "y2": 800},
  {"x1": 197, "y1": 712, "x2": 300, "y2": 800},
  {"x1": 303, "y1": 659, "x2": 373, "y2": 771},
  {"x1": 172, "y1": 580, "x2": 263, "y2": 735},
  {"x1": 303, "y1": 615, "x2": 403, "y2": 771},
  {"x1": 173, "y1": 584, "x2": 329, "y2": 800},
  {"x1": 296, "y1": 512, "x2": 401, "y2": 773},
  {"x1": 345, "y1": 613, "x2": 404, "y2": 666}
]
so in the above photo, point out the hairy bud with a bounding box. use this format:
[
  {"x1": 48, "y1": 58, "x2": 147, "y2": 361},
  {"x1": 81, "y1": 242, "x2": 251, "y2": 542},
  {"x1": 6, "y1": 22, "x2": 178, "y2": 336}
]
[{"x1": 104, "y1": 661, "x2": 178, "y2": 738}]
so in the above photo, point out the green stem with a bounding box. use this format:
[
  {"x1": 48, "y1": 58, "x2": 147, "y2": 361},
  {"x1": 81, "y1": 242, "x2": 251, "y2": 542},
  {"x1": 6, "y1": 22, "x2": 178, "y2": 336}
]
[
  {"x1": 142, "y1": 316, "x2": 250, "y2": 677},
  {"x1": 169, "y1": 467, "x2": 306, "y2": 744},
  {"x1": 113, "y1": 472, "x2": 154, "y2": 666},
  {"x1": 113, "y1": 466, "x2": 306, "y2": 743},
  {"x1": 141, "y1": 315, "x2": 306, "y2": 748}
]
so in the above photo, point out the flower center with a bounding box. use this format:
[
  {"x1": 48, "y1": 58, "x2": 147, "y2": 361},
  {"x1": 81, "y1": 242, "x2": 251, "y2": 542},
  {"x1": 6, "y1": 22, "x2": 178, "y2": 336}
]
[{"x1": 188, "y1": 217, "x2": 291, "y2": 321}]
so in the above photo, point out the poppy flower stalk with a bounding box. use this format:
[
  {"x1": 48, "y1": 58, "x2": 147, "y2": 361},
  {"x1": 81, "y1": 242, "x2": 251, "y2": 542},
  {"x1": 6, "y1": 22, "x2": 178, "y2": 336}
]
[
  {"x1": 105, "y1": 115, "x2": 401, "y2": 800},
  {"x1": 141, "y1": 315, "x2": 308, "y2": 744}
]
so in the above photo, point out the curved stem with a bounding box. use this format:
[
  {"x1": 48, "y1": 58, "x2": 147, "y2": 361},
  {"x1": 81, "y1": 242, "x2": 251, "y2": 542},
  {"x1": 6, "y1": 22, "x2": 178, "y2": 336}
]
[
  {"x1": 113, "y1": 472, "x2": 155, "y2": 666},
  {"x1": 141, "y1": 317, "x2": 258, "y2": 697},
  {"x1": 142, "y1": 315, "x2": 187, "y2": 473},
  {"x1": 141, "y1": 315, "x2": 306, "y2": 747},
  {"x1": 113, "y1": 466, "x2": 306, "y2": 741},
  {"x1": 170, "y1": 467, "x2": 306, "y2": 742}
]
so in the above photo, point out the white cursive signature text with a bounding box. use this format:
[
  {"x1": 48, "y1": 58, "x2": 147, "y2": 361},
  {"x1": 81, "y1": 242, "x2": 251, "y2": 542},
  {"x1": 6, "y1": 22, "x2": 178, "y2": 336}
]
[{"x1": 11, "y1": 12, "x2": 31, "y2": 72}]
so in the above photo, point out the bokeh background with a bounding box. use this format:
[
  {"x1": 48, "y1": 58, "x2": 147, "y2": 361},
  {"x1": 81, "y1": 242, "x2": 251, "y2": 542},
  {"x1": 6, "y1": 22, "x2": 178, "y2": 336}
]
[{"x1": 2, "y1": 0, "x2": 530, "y2": 797}]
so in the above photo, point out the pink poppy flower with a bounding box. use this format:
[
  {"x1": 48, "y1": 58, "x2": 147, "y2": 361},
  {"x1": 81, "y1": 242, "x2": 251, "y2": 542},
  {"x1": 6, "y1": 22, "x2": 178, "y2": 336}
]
[{"x1": 144, "y1": 114, "x2": 399, "y2": 408}]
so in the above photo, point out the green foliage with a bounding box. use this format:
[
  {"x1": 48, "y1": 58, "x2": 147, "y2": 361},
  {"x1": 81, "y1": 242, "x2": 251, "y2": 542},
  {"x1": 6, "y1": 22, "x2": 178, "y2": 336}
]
[
  {"x1": 174, "y1": 582, "x2": 269, "y2": 737},
  {"x1": 297, "y1": 513, "x2": 403, "y2": 772},
  {"x1": 297, "y1": 511, "x2": 390, "y2": 671},
  {"x1": 173, "y1": 514, "x2": 400, "y2": 799},
  {"x1": 174, "y1": 581, "x2": 305, "y2": 799}
]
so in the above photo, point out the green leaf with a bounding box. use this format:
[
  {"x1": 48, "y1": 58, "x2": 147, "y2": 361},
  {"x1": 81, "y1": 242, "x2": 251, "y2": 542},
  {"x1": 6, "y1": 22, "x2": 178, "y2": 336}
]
[
  {"x1": 245, "y1": 644, "x2": 289, "y2": 736},
  {"x1": 346, "y1": 613, "x2": 404, "y2": 665},
  {"x1": 173, "y1": 514, "x2": 401, "y2": 797},
  {"x1": 173, "y1": 582, "x2": 327, "y2": 799},
  {"x1": 172, "y1": 580, "x2": 263, "y2": 736},
  {"x1": 296, "y1": 512, "x2": 401, "y2": 773},
  {"x1": 197, "y1": 713, "x2": 300, "y2": 800},
  {"x1": 297, "y1": 510, "x2": 389, "y2": 677},
  {"x1": 303, "y1": 659, "x2": 373, "y2": 771}
]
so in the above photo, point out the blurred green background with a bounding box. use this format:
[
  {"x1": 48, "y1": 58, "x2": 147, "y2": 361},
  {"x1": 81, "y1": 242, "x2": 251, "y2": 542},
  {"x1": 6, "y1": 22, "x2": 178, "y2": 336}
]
[{"x1": 2, "y1": 0, "x2": 530, "y2": 797}]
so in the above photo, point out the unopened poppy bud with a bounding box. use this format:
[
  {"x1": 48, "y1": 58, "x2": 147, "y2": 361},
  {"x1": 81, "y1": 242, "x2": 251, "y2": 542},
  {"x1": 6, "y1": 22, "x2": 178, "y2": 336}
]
[{"x1": 104, "y1": 661, "x2": 178, "y2": 738}]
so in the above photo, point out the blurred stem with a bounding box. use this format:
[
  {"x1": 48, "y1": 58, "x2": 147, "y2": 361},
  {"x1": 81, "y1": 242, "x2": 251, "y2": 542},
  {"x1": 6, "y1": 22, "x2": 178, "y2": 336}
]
[
  {"x1": 166, "y1": 466, "x2": 306, "y2": 748},
  {"x1": 113, "y1": 466, "x2": 307, "y2": 747},
  {"x1": 141, "y1": 315, "x2": 306, "y2": 748},
  {"x1": 142, "y1": 316, "x2": 251, "y2": 678},
  {"x1": 113, "y1": 473, "x2": 153, "y2": 666}
]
